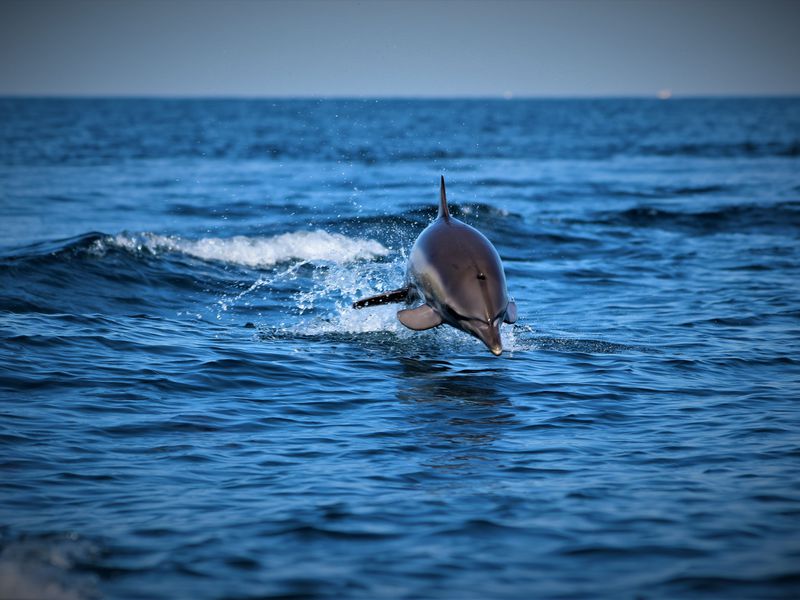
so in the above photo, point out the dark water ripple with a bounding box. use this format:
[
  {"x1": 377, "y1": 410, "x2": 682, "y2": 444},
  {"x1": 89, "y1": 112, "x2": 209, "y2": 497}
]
[{"x1": 1, "y1": 98, "x2": 800, "y2": 599}]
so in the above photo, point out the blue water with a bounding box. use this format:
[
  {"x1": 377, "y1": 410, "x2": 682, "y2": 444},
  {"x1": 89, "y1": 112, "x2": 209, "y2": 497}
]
[{"x1": 1, "y1": 98, "x2": 800, "y2": 599}]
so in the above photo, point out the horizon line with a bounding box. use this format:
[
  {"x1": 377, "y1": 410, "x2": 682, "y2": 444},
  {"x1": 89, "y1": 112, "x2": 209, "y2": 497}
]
[{"x1": 2, "y1": 92, "x2": 800, "y2": 101}]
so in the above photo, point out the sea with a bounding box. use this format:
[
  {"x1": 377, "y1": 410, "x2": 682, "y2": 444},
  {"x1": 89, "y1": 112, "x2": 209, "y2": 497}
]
[{"x1": 1, "y1": 97, "x2": 799, "y2": 599}]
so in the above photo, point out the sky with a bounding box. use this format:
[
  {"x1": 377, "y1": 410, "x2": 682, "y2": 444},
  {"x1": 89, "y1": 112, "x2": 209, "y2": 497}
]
[{"x1": 0, "y1": 0, "x2": 798, "y2": 97}]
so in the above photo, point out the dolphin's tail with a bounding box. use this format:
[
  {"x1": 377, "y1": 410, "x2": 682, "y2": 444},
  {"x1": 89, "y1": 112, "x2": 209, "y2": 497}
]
[
  {"x1": 352, "y1": 286, "x2": 410, "y2": 309},
  {"x1": 438, "y1": 175, "x2": 450, "y2": 220}
]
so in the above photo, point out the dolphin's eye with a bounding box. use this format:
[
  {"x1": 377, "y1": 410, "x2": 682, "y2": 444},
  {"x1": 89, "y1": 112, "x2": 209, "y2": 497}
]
[{"x1": 476, "y1": 272, "x2": 486, "y2": 280}]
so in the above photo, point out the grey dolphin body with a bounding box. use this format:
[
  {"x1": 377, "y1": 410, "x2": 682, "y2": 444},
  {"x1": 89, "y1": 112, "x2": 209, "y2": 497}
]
[{"x1": 353, "y1": 177, "x2": 517, "y2": 355}]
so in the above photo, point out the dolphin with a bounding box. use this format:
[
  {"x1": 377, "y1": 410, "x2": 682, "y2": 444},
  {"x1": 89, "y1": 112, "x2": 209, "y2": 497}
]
[{"x1": 352, "y1": 176, "x2": 517, "y2": 355}]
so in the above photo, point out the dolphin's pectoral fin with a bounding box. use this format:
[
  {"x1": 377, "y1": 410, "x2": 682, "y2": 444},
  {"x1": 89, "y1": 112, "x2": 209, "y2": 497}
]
[
  {"x1": 504, "y1": 301, "x2": 518, "y2": 324},
  {"x1": 397, "y1": 305, "x2": 443, "y2": 331},
  {"x1": 352, "y1": 287, "x2": 410, "y2": 309}
]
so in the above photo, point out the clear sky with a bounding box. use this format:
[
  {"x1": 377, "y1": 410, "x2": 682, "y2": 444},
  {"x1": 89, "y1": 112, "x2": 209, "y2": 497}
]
[{"x1": 1, "y1": 0, "x2": 798, "y2": 97}]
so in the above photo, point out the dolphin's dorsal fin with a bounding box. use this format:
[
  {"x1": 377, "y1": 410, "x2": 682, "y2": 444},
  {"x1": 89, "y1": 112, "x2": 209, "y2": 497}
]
[{"x1": 438, "y1": 175, "x2": 450, "y2": 220}]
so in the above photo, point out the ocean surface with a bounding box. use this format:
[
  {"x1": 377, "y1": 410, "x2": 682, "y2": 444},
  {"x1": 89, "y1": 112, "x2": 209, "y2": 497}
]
[{"x1": 1, "y1": 97, "x2": 799, "y2": 599}]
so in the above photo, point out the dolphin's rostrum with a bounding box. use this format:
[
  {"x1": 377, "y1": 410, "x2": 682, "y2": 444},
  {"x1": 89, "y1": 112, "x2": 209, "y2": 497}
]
[{"x1": 353, "y1": 177, "x2": 517, "y2": 355}]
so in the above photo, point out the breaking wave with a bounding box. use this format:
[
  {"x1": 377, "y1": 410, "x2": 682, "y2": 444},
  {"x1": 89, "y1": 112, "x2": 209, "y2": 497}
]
[{"x1": 94, "y1": 230, "x2": 389, "y2": 268}]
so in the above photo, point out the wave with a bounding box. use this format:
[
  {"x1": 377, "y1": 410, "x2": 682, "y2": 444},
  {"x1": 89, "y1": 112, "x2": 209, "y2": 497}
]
[
  {"x1": 0, "y1": 230, "x2": 393, "y2": 317},
  {"x1": 640, "y1": 140, "x2": 800, "y2": 159},
  {"x1": 98, "y1": 230, "x2": 389, "y2": 268},
  {"x1": 589, "y1": 201, "x2": 800, "y2": 234},
  {"x1": 591, "y1": 183, "x2": 729, "y2": 199},
  {"x1": 3, "y1": 230, "x2": 390, "y2": 269}
]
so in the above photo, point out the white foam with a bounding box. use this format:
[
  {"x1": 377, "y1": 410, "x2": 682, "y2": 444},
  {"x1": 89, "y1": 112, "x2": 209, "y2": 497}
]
[
  {"x1": 294, "y1": 257, "x2": 409, "y2": 334},
  {"x1": 96, "y1": 230, "x2": 389, "y2": 268},
  {"x1": 304, "y1": 302, "x2": 406, "y2": 335}
]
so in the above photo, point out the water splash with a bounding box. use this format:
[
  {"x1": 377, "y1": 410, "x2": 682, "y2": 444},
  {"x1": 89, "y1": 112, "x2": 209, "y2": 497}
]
[
  {"x1": 215, "y1": 261, "x2": 309, "y2": 317},
  {"x1": 291, "y1": 254, "x2": 409, "y2": 335},
  {"x1": 0, "y1": 533, "x2": 100, "y2": 600}
]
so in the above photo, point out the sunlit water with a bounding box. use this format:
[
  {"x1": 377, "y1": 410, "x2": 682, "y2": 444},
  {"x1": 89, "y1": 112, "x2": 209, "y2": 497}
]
[{"x1": 1, "y1": 98, "x2": 799, "y2": 599}]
